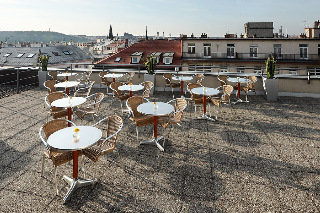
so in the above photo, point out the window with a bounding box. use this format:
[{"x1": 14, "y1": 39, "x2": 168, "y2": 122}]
[
  {"x1": 273, "y1": 44, "x2": 282, "y2": 58},
  {"x1": 318, "y1": 44, "x2": 320, "y2": 56},
  {"x1": 227, "y1": 44, "x2": 235, "y2": 58},
  {"x1": 4, "y1": 53, "x2": 11, "y2": 57},
  {"x1": 237, "y1": 66, "x2": 245, "y2": 73},
  {"x1": 188, "y1": 43, "x2": 195, "y2": 54},
  {"x1": 289, "y1": 68, "x2": 297, "y2": 75},
  {"x1": 131, "y1": 57, "x2": 138, "y2": 63},
  {"x1": 250, "y1": 46, "x2": 258, "y2": 58},
  {"x1": 299, "y1": 44, "x2": 308, "y2": 59},
  {"x1": 163, "y1": 57, "x2": 171, "y2": 64},
  {"x1": 27, "y1": 53, "x2": 35, "y2": 58},
  {"x1": 16, "y1": 53, "x2": 24, "y2": 58},
  {"x1": 203, "y1": 43, "x2": 211, "y2": 57},
  {"x1": 63, "y1": 51, "x2": 71, "y2": 55},
  {"x1": 115, "y1": 57, "x2": 121, "y2": 62}
]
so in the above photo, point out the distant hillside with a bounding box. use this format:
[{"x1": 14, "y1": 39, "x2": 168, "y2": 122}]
[{"x1": 0, "y1": 31, "x2": 89, "y2": 43}]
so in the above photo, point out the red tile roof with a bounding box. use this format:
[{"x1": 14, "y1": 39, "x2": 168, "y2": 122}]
[{"x1": 96, "y1": 39, "x2": 181, "y2": 68}]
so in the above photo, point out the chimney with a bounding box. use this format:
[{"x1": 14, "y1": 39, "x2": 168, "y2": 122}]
[
  {"x1": 125, "y1": 39, "x2": 128, "y2": 47},
  {"x1": 157, "y1": 32, "x2": 159, "y2": 39},
  {"x1": 163, "y1": 32, "x2": 164, "y2": 39}
]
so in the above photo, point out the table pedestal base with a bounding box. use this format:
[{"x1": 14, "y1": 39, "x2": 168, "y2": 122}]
[
  {"x1": 140, "y1": 136, "x2": 165, "y2": 152},
  {"x1": 63, "y1": 175, "x2": 96, "y2": 202},
  {"x1": 197, "y1": 113, "x2": 216, "y2": 121},
  {"x1": 233, "y1": 98, "x2": 249, "y2": 104}
]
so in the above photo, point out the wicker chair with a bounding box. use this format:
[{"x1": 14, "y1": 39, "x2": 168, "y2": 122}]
[
  {"x1": 99, "y1": 71, "x2": 112, "y2": 93},
  {"x1": 210, "y1": 85, "x2": 234, "y2": 119},
  {"x1": 142, "y1": 81, "x2": 153, "y2": 98},
  {"x1": 74, "y1": 81, "x2": 95, "y2": 97},
  {"x1": 241, "y1": 76, "x2": 257, "y2": 102},
  {"x1": 163, "y1": 73, "x2": 180, "y2": 98},
  {"x1": 187, "y1": 83, "x2": 207, "y2": 114},
  {"x1": 74, "y1": 92, "x2": 104, "y2": 122},
  {"x1": 45, "y1": 92, "x2": 69, "y2": 121},
  {"x1": 126, "y1": 96, "x2": 154, "y2": 140},
  {"x1": 82, "y1": 115, "x2": 123, "y2": 163},
  {"x1": 39, "y1": 119, "x2": 77, "y2": 195},
  {"x1": 217, "y1": 75, "x2": 227, "y2": 87},
  {"x1": 158, "y1": 98, "x2": 188, "y2": 149},
  {"x1": 44, "y1": 80, "x2": 57, "y2": 94},
  {"x1": 48, "y1": 71, "x2": 58, "y2": 81},
  {"x1": 110, "y1": 82, "x2": 130, "y2": 113},
  {"x1": 194, "y1": 73, "x2": 205, "y2": 84}
]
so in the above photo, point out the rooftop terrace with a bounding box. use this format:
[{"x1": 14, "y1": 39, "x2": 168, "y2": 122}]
[{"x1": 0, "y1": 88, "x2": 320, "y2": 212}]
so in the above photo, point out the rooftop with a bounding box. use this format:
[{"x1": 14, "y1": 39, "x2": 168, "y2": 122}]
[{"x1": 0, "y1": 88, "x2": 319, "y2": 212}]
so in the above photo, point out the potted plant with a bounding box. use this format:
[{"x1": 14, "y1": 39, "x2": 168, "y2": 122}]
[
  {"x1": 143, "y1": 55, "x2": 156, "y2": 94},
  {"x1": 38, "y1": 55, "x2": 50, "y2": 89},
  {"x1": 263, "y1": 56, "x2": 278, "y2": 101}
]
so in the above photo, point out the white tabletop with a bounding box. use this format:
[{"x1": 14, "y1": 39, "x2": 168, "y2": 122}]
[
  {"x1": 54, "y1": 81, "x2": 80, "y2": 88},
  {"x1": 227, "y1": 77, "x2": 250, "y2": 84},
  {"x1": 104, "y1": 74, "x2": 124, "y2": 78},
  {"x1": 47, "y1": 126, "x2": 102, "y2": 151},
  {"x1": 51, "y1": 97, "x2": 86, "y2": 108},
  {"x1": 172, "y1": 76, "x2": 193, "y2": 81},
  {"x1": 191, "y1": 87, "x2": 220, "y2": 96},
  {"x1": 57, "y1": 73, "x2": 77, "y2": 77},
  {"x1": 137, "y1": 102, "x2": 174, "y2": 116},
  {"x1": 118, "y1": 84, "x2": 144, "y2": 92}
]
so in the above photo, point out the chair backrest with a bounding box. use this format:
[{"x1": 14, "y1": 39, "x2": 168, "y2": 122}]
[
  {"x1": 174, "y1": 98, "x2": 188, "y2": 122},
  {"x1": 42, "y1": 119, "x2": 68, "y2": 140},
  {"x1": 187, "y1": 83, "x2": 202, "y2": 99},
  {"x1": 93, "y1": 92, "x2": 104, "y2": 113},
  {"x1": 143, "y1": 81, "x2": 153, "y2": 98},
  {"x1": 110, "y1": 82, "x2": 123, "y2": 96},
  {"x1": 105, "y1": 115, "x2": 123, "y2": 147},
  {"x1": 44, "y1": 80, "x2": 57, "y2": 94},
  {"x1": 217, "y1": 75, "x2": 227, "y2": 86},
  {"x1": 48, "y1": 71, "x2": 58, "y2": 80},
  {"x1": 163, "y1": 73, "x2": 172, "y2": 84},
  {"x1": 222, "y1": 85, "x2": 233, "y2": 103},
  {"x1": 127, "y1": 96, "x2": 143, "y2": 117},
  {"x1": 247, "y1": 76, "x2": 257, "y2": 90},
  {"x1": 128, "y1": 72, "x2": 135, "y2": 83},
  {"x1": 46, "y1": 92, "x2": 65, "y2": 105},
  {"x1": 195, "y1": 74, "x2": 204, "y2": 84},
  {"x1": 75, "y1": 81, "x2": 95, "y2": 97}
]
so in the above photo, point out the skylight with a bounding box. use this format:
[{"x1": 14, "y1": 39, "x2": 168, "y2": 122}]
[
  {"x1": 131, "y1": 52, "x2": 143, "y2": 56},
  {"x1": 52, "y1": 51, "x2": 60, "y2": 56},
  {"x1": 4, "y1": 53, "x2": 11, "y2": 57},
  {"x1": 115, "y1": 57, "x2": 121, "y2": 62},
  {"x1": 27, "y1": 54, "x2": 35, "y2": 58},
  {"x1": 63, "y1": 51, "x2": 71, "y2": 55},
  {"x1": 16, "y1": 53, "x2": 24, "y2": 58}
]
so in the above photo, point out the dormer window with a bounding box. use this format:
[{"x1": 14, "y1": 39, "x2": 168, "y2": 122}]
[
  {"x1": 115, "y1": 57, "x2": 121, "y2": 62},
  {"x1": 131, "y1": 52, "x2": 143, "y2": 64},
  {"x1": 163, "y1": 52, "x2": 174, "y2": 65},
  {"x1": 150, "y1": 52, "x2": 162, "y2": 64}
]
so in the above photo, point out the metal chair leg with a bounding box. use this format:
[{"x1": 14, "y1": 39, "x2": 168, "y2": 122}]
[
  {"x1": 136, "y1": 126, "x2": 139, "y2": 140},
  {"x1": 54, "y1": 166, "x2": 58, "y2": 195},
  {"x1": 41, "y1": 155, "x2": 45, "y2": 177}
]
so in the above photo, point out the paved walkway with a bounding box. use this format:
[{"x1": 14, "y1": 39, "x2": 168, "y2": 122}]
[{"x1": 0, "y1": 88, "x2": 319, "y2": 212}]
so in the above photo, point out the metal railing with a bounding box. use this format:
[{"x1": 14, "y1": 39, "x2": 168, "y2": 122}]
[
  {"x1": 0, "y1": 68, "x2": 39, "y2": 98},
  {"x1": 182, "y1": 52, "x2": 320, "y2": 61}
]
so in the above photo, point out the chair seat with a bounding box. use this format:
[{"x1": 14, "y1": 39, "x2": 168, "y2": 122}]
[
  {"x1": 74, "y1": 107, "x2": 95, "y2": 119},
  {"x1": 211, "y1": 98, "x2": 221, "y2": 107},
  {"x1": 170, "y1": 83, "x2": 180, "y2": 88},
  {"x1": 44, "y1": 150, "x2": 80, "y2": 167},
  {"x1": 133, "y1": 115, "x2": 154, "y2": 127},
  {"x1": 50, "y1": 107, "x2": 69, "y2": 119},
  {"x1": 83, "y1": 139, "x2": 114, "y2": 162},
  {"x1": 118, "y1": 94, "x2": 130, "y2": 101}
]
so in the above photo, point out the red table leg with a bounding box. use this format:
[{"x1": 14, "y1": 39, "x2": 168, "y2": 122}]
[
  {"x1": 203, "y1": 95, "x2": 207, "y2": 114},
  {"x1": 73, "y1": 151, "x2": 78, "y2": 179},
  {"x1": 180, "y1": 80, "x2": 184, "y2": 96},
  {"x1": 154, "y1": 116, "x2": 158, "y2": 139},
  {"x1": 67, "y1": 107, "x2": 72, "y2": 126},
  {"x1": 130, "y1": 91, "x2": 133, "y2": 97},
  {"x1": 237, "y1": 82, "x2": 240, "y2": 98},
  {"x1": 66, "y1": 76, "x2": 69, "y2": 81}
]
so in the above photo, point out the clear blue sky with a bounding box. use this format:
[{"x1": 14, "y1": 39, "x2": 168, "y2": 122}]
[{"x1": 0, "y1": 0, "x2": 319, "y2": 37}]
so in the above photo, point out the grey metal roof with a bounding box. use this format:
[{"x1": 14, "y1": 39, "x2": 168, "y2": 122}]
[{"x1": 0, "y1": 45, "x2": 93, "y2": 67}]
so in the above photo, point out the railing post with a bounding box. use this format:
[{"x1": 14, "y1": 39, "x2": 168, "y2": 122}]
[{"x1": 16, "y1": 69, "x2": 20, "y2": 94}]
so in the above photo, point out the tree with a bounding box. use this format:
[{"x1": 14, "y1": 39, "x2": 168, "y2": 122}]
[{"x1": 109, "y1": 25, "x2": 114, "y2": 40}]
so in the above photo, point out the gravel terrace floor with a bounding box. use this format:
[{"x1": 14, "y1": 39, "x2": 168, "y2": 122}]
[{"x1": 0, "y1": 88, "x2": 320, "y2": 212}]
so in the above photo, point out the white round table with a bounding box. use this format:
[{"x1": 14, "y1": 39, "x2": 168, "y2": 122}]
[
  {"x1": 104, "y1": 73, "x2": 124, "y2": 82},
  {"x1": 51, "y1": 97, "x2": 86, "y2": 124},
  {"x1": 57, "y1": 72, "x2": 77, "y2": 81},
  {"x1": 137, "y1": 102, "x2": 174, "y2": 151},
  {"x1": 118, "y1": 84, "x2": 144, "y2": 97},
  {"x1": 227, "y1": 77, "x2": 250, "y2": 100},
  {"x1": 54, "y1": 81, "x2": 80, "y2": 95},
  {"x1": 47, "y1": 126, "x2": 102, "y2": 202},
  {"x1": 191, "y1": 87, "x2": 220, "y2": 121},
  {"x1": 172, "y1": 76, "x2": 193, "y2": 97}
]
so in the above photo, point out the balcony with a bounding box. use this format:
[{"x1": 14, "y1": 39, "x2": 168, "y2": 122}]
[{"x1": 182, "y1": 52, "x2": 320, "y2": 62}]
